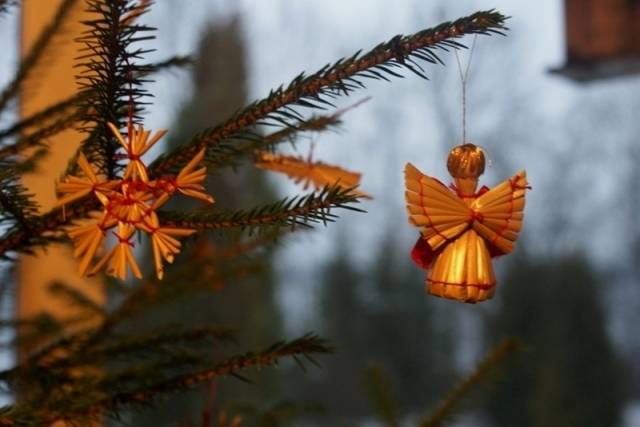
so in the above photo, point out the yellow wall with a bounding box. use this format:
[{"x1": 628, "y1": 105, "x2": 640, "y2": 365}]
[{"x1": 17, "y1": 0, "x2": 104, "y2": 358}]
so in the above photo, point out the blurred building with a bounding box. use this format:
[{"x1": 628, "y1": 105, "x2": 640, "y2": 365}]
[{"x1": 552, "y1": 0, "x2": 640, "y2": 81}]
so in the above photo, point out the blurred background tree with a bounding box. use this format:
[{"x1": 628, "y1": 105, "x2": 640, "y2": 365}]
[
  {"x1": 127, "y1": 16, "x2": 284, "y2": 426},
  {"x1": 482, "y1": 252, "x2": 624, "y2": 427}
]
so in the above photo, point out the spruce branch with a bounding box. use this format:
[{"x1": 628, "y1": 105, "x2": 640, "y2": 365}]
[
  {"x1": 145, "y1": 54, "x2": 194, "y2": 73},
  {"x1": 0, "y1": 197, "x2": 97, "y2": 259},
  {"x1": 0, "y1": 256, "x2": 259, "y2": 387},
  {"x1": 86, "y1": 326, "x2": 236, "y2": 361},
  {"x1": 76, "y1": 0, "x2": 155, "y2": 178},
  {"x1": 0, "y1": 165, "x2": 39, "y2": 234},
  {"x1": 20, "y1": 326, "x2": 237, "y2": 381},
  {"x1": 419, "y1": 338, "x2": 523, "y2": 427},
  {"x1": 159, "y1": 185, "x2": 365, "y2": 234},
  {"x1": 0, "y1": 184, "x2": 362, "y2": 257},
  {"x1": 0, "y1": 313, "x2": 67, "y2": 350},
  {"x1": 0, "y1": 0, "x2": 78, "y2": 114},
  {"x1": 364, "y1": 364, "x2": 401, "y2": 427},
  {"x1": 0, "y1": 92, "x2": 83, "y2": 143},
  {"x1": 201, "y1": 111, "x2": 343, "y2": 171},
  {"x1": 150, "y1": 10, "x2": 507, "y2": 175},
  {"x1": 0, "y1": 110, "x2": 84, "y2": 161},
  {"x1": 48, "y1": 282, "x2": 106, "y2": 317},
  {"x1": 0, "y1": 54, "x2": 191, "y2": 148},
  {"x1": 40, "y1": 334, "x2": 332, "y2": 424}
]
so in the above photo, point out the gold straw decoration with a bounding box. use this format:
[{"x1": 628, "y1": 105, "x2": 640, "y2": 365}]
[
  {"x1": 56, "y1": 122, "x2": 215, "y2": 280},
  {"x1": 255, "y1": 151, "x2": 372, "y2": 199},
  {"x1": 404, "y1": 143, "x2": 528, "y2": 303}
]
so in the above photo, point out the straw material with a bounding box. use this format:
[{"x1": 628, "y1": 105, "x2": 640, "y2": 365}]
[{"x1": 404, "y1": 163, "x2": 528, "y2": 303}]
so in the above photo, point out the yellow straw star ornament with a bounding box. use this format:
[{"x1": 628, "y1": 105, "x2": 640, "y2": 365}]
[{"x1": 56, "y1": 122, "x2": 214, "y2": 281}]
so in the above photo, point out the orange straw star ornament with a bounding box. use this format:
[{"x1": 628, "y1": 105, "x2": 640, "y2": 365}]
[
  {"x1": 56, "y1": 152, "x2": 119, "y2": 207},
  {"x1": 56, "y1": 121, "x2": 215, "y2": 281},
  {"x1": 174, "y1": 148, "x2": 215, "y2": 203},
  {"x1": 67, "y1": 213, "x2": 117, "y2": 276},
  {"x1": 107, "y1": 122, "x2": 167, "y2": 183},
  {"x1": 151, "y1": 148, "x2": 215, "y2": 209},
  {"x1": 138, "y1": 212, "x2": 195, "y2": 280},
  {"x1": 89, "y1": 223, "x2": 142, "y2": 280}
]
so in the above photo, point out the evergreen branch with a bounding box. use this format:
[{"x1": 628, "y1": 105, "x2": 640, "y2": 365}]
[
  {"x1": 23, "y1": 326, "x2": 236, "y2": 379},
  {"x1": 43, "y1": 334, "x2": 332, "y2": 424},
  {"x1": 0, "y1": 313, "x2": 60, "y2": 331},
  {"x1": 0, "y1": 165, "x2": 40, "y2": 233},
  {"x1": 0, "y1": 259, "x2": 257, "y2": 385},
  {"x1": 0, "y1": 321, "x2": 235, "y2": 389},
  {"x1": 0, "y1": 406, "x2": 42, "y2": 427},
  {"x1": 0, "y1": 94, "x2": 84, "y2": 146},
  {"x1": 0, "y1": 55, "x2": 190, "y2": 145},
  {"x1": 76, "y1": 0, "x2": 156, "y2": 178},
  {"x1": 146, "y1": 54, "x2": 193, "y2": 72},
  {"x1": 0, "y1": 109, "x2": 84, "y2": 160},
  {"x1": 48, "y1": 282, "x2": 106, "y2": 317},
  {"x1": 364, "y1": 364, "x2": 401, "y2": 427},
  {"x1": 150, "y1": 10, "x2": 507, "y2": 175},
  {"x1": 0, "y1": 0, "x2": 78, "y2": 113},
  {"x1": 87, "y1": 326, "x2": 236, "y2": 361},
  {"x1": 159, "y1": 185, "x2": 365, "y2": 234},
  {"x1": 203, "y1": 110, "x2": 343, "y2": 171},
  {"x1": 107, "y1": 259, "x2": 265, "y2": 327},
  {"x1": 419, "y1": 338, "x2": 522, "y2": 427},
  {"x1": 0, "y1": 198, "x2": 97, "y2": 259},
  {"x1": 0, "y1": 314, "x2": 90, "y2": 351}
]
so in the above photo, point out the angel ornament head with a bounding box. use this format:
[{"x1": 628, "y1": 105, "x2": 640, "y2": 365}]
[{"x1": 404, "y1": 143, "x2": 528, "y2": 303}]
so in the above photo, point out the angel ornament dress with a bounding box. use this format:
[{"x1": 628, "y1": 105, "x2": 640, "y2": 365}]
[{"x1": 404, "y1": 144, "x2": 528, "y2": 303}]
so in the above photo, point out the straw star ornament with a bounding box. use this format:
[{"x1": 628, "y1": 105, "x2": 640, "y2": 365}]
[{"x1": 56, "y1": 122, "x2": 214, "y2": 280}]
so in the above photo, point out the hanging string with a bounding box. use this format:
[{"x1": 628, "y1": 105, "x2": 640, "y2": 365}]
[{"x1": 454, "y1": 35, "x2": 478, "y2": 144}]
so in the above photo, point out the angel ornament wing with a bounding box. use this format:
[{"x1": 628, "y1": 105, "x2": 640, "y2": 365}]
[{"x1": 404, "y1": 143, "x2": 528, "y2": 303}]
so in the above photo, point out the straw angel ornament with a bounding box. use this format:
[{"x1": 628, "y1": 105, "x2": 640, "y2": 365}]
[{"x1": 404, "y1": 143, "x2": 528, "y2": 303}]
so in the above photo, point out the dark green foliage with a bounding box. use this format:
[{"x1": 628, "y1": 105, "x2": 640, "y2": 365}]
[
  {"x1": 160, "y1": 184, "x2": 366, "y2": 234},
  {"x1": 3, "y1": 332, "x2": 331, "y2": 426},
  {"x1": 0, "y1": 0, "x2": 80, "y2": 253},
  {"x1": 482, "y1": 253, "x2": 624, "y2": 427},
  {"x1": 0, "y1": 163, "x2": 39, "y2": 256},
  {"x1": 0, "y1": 272, "x2": 330, "y2": 426},
  {"x1": 201, "y1": 111, "x2": 344, "y2": 172},
  {"x1": 75, "y1": 0, "x2": 155, "y2": 178},
  {"x1": 0, "y1": 55, "x2": 190, "y2": 162}
]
